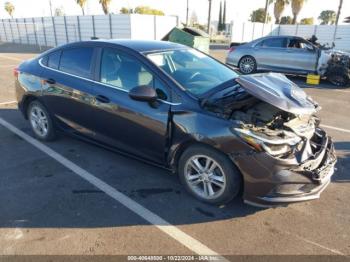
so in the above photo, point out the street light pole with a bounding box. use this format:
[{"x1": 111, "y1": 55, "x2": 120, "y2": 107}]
[
  {"x1": 49, "y1": 0, "x2": 53, "y2": 17},
  {"x1": 186, "y1": 0, "x2": 189, "y2": 26},
  {"x1": 335, "y1": 0, "x2": 343, "y2": 25},
  {"x1": 207, "y1": 0, "x2": 212, "y2": 34}
]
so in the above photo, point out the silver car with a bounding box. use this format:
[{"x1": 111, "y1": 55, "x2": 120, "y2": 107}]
[{"x1": 226, "y1": 36, "x2": 319, "y2": 75}]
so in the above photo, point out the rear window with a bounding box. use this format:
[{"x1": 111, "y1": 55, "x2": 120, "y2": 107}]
[
  {"x1": 47, "y1": 51, "x2": 61, "y2": 69},
  {"x1": 59, "y1": 47, "x2": 94, "y2": 78},
  {"x1": 262, "y1": 38, "x2": 287, "y2": 48}
]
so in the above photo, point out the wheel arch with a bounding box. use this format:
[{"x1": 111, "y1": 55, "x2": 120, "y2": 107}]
[
  {"x1": 169, "y1": 138, "x2": 238, "y2": 175},
  {"x1": 21, "y1": 95, "x2": 39, "y2": 119}
]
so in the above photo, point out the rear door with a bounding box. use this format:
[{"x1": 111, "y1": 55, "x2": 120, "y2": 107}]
[
  {"x1": 254, "y1": 37, "x2": 289, "y2": 71},
  {"x1": 90, "y1": 47, "x2": 172, "y2": 164},
  {"x1": 40, "y1": 46, "x2": 98, "y2": 138}
]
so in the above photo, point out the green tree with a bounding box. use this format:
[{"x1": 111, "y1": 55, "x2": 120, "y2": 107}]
[
  {"x1": 133, "y1": 6, "x2": 164, "y2": 15},
  {"x1": 99, "y1": 0, "x2": 111, "y2": 15},
  {"x1": 300, "y1": 17, "x2": 314, "y2": 24},
  {"x1": 250, "y1": 8, "x2": 271, "y2": 23},
  {"x1": 269, "y1": 0, "x2": 290, "y2": 24},
  {"x1": 76, "y1": 0, "x2": 86, "y2": 15},
  {"x1": 218, "y1": 1, "x2": 222, "y2": 31},
  {"x1": 291, "y1": 0, "x2": 307, "y2": 24},
  {"x1": 120, "y1": 7, "x2": 132, "y2": 14},
  {"x1": 318, "y1": 10, "x2": 336, "y2": 25},
  {"x1": 4, "y1": 1, "x2": 14, "y2": 18},
  {"x1": 54, "y1": 7, "x2": 65, "y2": 16},
  {"x1": 280, "y1": 16, "x2": 292, "y2": 24},
  {"x1": 222, "y1": 0, "x2": 226, "y2": 30}
]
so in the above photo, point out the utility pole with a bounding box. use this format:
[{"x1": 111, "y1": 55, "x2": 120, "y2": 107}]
[
  {"x1": 207, "y1": 0, "x2": 212, "y2": 34},
  {"x1": 335, "y1": 0, "x2": 343, "y2": 25},
  {"x1": 49, "y1": 0, "x2": 53, "y2": 16},
  {"x1": 186, "y1": 0, "x2": 189, "y2": 26}
]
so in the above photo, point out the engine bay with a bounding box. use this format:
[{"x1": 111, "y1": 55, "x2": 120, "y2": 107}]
[{"x1": 204, "y1": 91, "x2": 322, "y2": 161}]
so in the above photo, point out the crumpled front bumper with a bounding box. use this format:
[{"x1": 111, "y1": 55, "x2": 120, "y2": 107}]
[{"x1": 231, "y1": 129, "x2": 337, "y2": 207}]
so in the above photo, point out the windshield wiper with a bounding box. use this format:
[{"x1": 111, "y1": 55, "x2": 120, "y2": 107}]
[{"x1": 199, "y1": 79, "x2": 238, "y2": 107}]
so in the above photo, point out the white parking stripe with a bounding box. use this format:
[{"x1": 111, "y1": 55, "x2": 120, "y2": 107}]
[
  {"x1": 0, "y1": 55, "x2": 23, "y2": 62},
  {"x1": 321, "y1": 124, "x2": 350, "y2": 134},
  {"x1": 283, "y1": 230, "x2": 345, "y2": 255},
  {"x1": 0, "y1": 101, "x2": 17, "y2": 106},
  {"x1": 0, "y1": 117, "x2": 226, "y2": 259}
]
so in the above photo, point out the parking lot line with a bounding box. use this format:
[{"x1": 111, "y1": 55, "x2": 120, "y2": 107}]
[
  {"x1": 283, "y1": 230, "x2": 345, "y2": 256},
  {"x1": 0, "y1": 117, "x2": 226, "y2": 259},
  {"x1": 321, "y1": 124, "x2": 350, "y2": 134},
  {"x1": 0, "y1": 101, "x2": 17, "y2": 106}
]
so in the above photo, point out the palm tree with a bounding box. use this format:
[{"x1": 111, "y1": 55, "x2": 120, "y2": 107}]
[
  {"x1": 76, "y1": 0, "x2": 87, "y2": 15},
  {"x1": 291, "y1": 0, "x2": 307, "y2": 24},
  {"x1": 4, "y1": 1, "x2": 15, "y2": 18},
  {"x1": 263, "y1": 0, "x2": 269, "y2": 23},
  {"x1": 99, "y1": 0, "x2": 111, "y2": 15},
  {"x1": 270, "y1": 0, "x2": 290, "y2": 24}
]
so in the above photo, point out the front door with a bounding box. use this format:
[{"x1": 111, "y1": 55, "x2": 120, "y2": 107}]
[
  {"x1": 286, "y1": 37, "x2": 318, "y2": 73},
  {"x1": 90, "y1": 48, "x2": 171, "y2": 164}
]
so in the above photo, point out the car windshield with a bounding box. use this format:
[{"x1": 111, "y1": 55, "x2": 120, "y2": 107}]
[{"x1": 147, "y1": 49, "x2": 238, "y2": 96}]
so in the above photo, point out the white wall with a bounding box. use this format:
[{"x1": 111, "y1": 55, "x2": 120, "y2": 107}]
[
  {"x1": 230, "y1": 21, "x2": 350, "y2": 52},
  {"x1": 0, "y1": 14, "x2": 178, "y2": 47}
]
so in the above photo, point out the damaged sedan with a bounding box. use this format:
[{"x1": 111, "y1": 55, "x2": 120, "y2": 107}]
[
  {"x1": 15, "y1": 40, "x2": 336, "y2": 207},
  {"x1": 226, "y1": 35, "x2": 350, "y2": 87}
]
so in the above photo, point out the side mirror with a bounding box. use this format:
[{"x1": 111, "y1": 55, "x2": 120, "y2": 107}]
[{"x1": 129, "y1": 85, "x2": 157, "y2": 102}]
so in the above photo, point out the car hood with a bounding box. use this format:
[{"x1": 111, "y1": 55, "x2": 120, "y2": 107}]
[{"x1": 235, "y1": 73, "x2": 319, "y2": 115}]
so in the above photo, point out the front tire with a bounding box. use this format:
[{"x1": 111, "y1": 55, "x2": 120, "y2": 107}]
[
  {"x1": 178, "y1": 144, "x2": 242, "y2": 205},
  {"x1": 238, "y1": 56, "x2": 257, "y2": 74},
  {"x1": 327, "y1": 72, "x2": 349, "y2": 87},
  {"x1": 27, "y1": 100, "x2": 56, "y2": 141}
]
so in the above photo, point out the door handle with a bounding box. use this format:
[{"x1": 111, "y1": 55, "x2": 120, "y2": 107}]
[
  {"x1": 44, "y1": 78, "x2": 56, "y2": 85},
  {"x1": 95, "y1": 95, "x2": 110, "y2": 103}
]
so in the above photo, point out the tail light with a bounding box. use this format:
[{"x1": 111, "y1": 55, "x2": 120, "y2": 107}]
[
  {"x1": 229, "y1": 46, "x2": 236, "y2": 53},
  {"x1": 13, "y1": 67, "x2": 19, "y2": 78}
]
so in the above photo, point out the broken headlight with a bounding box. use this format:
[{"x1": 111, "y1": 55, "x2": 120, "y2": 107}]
[{"x1": 233, "y1": 128, "x2": 301, "y2": 157}]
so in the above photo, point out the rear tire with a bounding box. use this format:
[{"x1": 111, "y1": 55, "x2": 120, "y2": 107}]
[
  {"x1": 238, "y1": 56, "x2": 257, "y2": 74},
  {"x1": 27, "y1": 100, "x2": 56, "y2": 141},
  {"x1": 178, "y1": 144, "x2": 242, "y2": 205}
]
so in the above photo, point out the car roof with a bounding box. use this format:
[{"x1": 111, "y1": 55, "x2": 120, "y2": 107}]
[
  {"x1": 253, "y1": 35, "x2": 305, "y2": 42},
  {"x1": 39, "y1": 39, "x2": 188, "y2": 58},
  {"x1": 98, "y1": 39, "x2": 186, "y2": 53}
]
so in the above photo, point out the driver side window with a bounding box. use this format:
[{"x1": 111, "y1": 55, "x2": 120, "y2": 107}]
[{"x1": 100, "y1": 48, "x2": 169, "y2": 100}]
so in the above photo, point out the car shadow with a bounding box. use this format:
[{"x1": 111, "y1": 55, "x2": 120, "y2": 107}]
[
  {"x1": 0, "y1": 108, "x2": 263, "y2": 229},
  {"x1": 332, "y1": 141, "x2": 350, "y2": 184},
  {"x1": 286, "y1": 75, "x2": 350, "y2": 90}
]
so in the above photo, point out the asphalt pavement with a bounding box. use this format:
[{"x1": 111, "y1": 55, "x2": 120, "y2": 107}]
[{"x1": 0, "y1": 43, "x2": 349, "y2": 258}]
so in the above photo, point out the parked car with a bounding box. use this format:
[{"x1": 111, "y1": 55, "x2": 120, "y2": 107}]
[
  {"x1": 15, "y1": 40, "x2": 336, "y2": 207},
  {"x1": 226, "y1": 35, "x2": 350, "y2": 86}
]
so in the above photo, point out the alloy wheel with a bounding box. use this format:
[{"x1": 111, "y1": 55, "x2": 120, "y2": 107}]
[
  {"x1": 239, "y1": 57, "x2": 255, "y2": 74},
  {"x1": 29, "y1": 105, "x2": 49, "y2": 138},
  {"x1": 184, "y1": 155, "x2": 226, "y2": 200}
]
